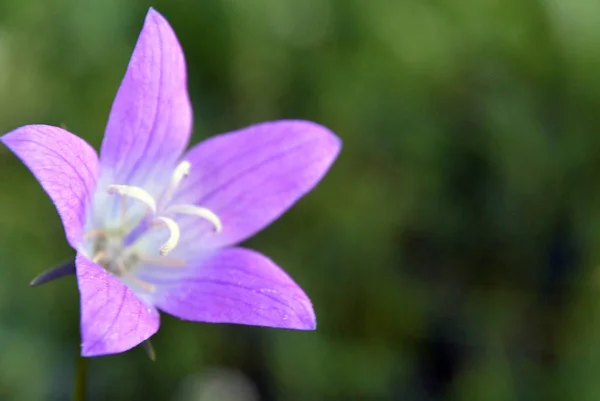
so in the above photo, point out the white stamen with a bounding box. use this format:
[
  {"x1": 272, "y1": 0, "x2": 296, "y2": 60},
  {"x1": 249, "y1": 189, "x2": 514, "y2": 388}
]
[
  {"x1": 107, "y1": 185, "x2": 157, "y2": 214},
  {"x1": 168, "y1": 204, "x2": 223, "y2": 232},
  {"x1": 156, "y1": 216, "x2": 180, "y2": 255},
  {"x1": 161, "y1": 160, "x2": 191, "y2": 206},
  {"x1": 172, "y1": 160, "x2": 191, "y2": 188}
]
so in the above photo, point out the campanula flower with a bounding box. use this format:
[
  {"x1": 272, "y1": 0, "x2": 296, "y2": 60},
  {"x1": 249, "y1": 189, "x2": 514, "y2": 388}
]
[{"x1": 1, "y1": 8, "x2": 340, "y2": 356}]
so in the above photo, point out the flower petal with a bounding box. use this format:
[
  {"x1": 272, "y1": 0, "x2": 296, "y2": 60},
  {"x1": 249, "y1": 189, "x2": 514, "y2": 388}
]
[
  {"x1": 76, "y1": 254, "x2": 159, "y2": 357},
  {"x1": 1, "y1": 125, "x2": 99, "y2": 248},
  {"x1": 99, "y1": 8, "x2": 192, "y2": 186},
  {"x1": 154, "y1": 247, "x2": 316, "y2": 330},
  {"x1": 177, "y1": 120, "x2": 341, "y2": 247}
]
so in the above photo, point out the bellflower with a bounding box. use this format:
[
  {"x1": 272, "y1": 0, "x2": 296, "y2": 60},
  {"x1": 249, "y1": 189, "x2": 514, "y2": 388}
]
[{"x1": 1, "y1": 8, "x2": 340, "y2": 356}]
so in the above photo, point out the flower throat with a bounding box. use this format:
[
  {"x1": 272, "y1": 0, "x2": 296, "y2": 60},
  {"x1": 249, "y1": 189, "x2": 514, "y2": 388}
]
[{"x1": 83, "y1": 160, "x2": 222, "y2": 291}]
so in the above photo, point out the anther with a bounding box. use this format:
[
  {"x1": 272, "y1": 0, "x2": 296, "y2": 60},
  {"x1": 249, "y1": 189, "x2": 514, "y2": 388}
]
[
  {"x1": 155, "y1": 217, "x2": 181, "y2": 255},
  {"x1": 167, "y1": 204, "x2": 223, "y2": 232},
  {"x1": 107, "y1": 185, "x2": 157, "y2": 214}
]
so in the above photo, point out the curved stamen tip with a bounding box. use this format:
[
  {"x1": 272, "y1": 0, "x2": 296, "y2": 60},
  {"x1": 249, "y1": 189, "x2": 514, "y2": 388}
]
[
  {"x1": 156, "y1": 216, "x2": 180, "y2": 255},
  {"x1": 107, "y1": 184, "x2": 157, "y2": 214},
  {"x1": 168, "y1": 204, "x2": 223, "y2": 233},
  {"x1": 172, "y1": 160, "x2": 191, "y2": 184},
  {"x1": 161, "y1": 161, "x2": 192, "y2": 206}
]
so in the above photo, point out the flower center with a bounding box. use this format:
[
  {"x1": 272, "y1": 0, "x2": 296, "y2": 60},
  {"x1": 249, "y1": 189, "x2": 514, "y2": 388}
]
[{"x1": 83, "y1": 160, "x2": 222, "y2": 292}]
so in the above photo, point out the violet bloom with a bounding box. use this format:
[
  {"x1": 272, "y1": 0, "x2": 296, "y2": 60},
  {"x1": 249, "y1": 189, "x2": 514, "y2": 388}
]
[{"x1": 1, "y1": 8, "x2": 340, "y2": 356}]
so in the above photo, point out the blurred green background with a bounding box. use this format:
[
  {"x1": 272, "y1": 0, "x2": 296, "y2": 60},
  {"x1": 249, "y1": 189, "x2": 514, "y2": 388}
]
[{"x1": 1, "y1": 0, "x2": 600, "y2": 400}]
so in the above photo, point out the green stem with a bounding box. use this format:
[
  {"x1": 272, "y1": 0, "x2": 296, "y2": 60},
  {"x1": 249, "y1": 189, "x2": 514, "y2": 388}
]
[{"x1": 72, "y1": 355, "x2": 87, "y2": 401}]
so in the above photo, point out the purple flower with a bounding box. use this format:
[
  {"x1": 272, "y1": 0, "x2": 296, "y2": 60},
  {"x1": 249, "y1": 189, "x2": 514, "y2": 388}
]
[{"x1": 1, "y1": 8, "x2": 340, "y2": 356}]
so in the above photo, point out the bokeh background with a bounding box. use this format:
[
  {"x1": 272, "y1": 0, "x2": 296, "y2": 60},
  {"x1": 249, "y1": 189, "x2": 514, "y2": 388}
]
[{"x1": 1, "y1": 0, "x2": 600, "y2": 400}]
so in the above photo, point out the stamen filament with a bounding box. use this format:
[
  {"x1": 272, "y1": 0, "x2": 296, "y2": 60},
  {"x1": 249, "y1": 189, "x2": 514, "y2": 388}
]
[
  {"x1": 116, "y1": 261, "x2": 156, "y2": 292},
  {"x1": 120, "y1": 195, "x2": 127, "y2": 225},
  {"x1": 107, "y1": 185, "x2": 157, "y2": 214},
  {"x1": 84, "y1": 229, "x2": 108, "y2": 240},
  {"x1": 92, "y1": 250, "x2": 156, "y2": 292},
  {"x1": 138, "y1": 254, "x2": 187, "y2": 267},
  {"x1": 155, "y1": 217, "x2": 180, "y2": 255},
  {"x1": 168, "y1": 204, "x2": 223, "y2": 232}
]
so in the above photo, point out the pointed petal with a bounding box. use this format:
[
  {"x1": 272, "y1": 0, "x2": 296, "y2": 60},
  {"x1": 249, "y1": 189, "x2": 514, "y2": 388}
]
[
  {"x1": 154, "y1": 247, "x2": 316, "y2": 330},
  {"x1": 1, "y1": 125, "x2": 99, "y2": 248},
  {"x1": 177, "y1": 120, "x2": 341, "y2": 247},
  {"x1": 100, "y1": 8, "x2": 192, "y2": 185},
  {"x1": 76, "y1": 254, "x2": 159, "y2": 357}
]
